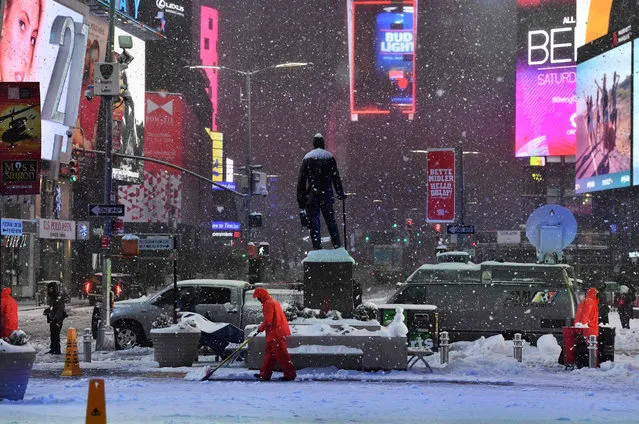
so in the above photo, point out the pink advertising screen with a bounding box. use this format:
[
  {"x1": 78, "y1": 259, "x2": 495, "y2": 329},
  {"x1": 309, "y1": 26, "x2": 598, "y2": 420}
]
[{"x1": 516, "y1": 0, "x2": 577, "y2": 157}]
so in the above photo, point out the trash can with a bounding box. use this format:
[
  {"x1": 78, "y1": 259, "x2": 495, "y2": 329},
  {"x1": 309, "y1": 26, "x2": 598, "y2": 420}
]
[
  {"x1": 562, "y1": 326, "x2": 588, "y2": 367},
  {"x1": 598, "y1": 326, "x2": 615, "y2": 363}
]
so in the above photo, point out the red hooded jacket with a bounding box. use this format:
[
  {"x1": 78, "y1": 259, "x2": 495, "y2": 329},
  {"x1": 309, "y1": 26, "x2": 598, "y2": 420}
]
[
  {"x1": 575, "y1": 287, "x2": 599, "y2": 337},
  {"x1": 253, "y1": 288, "x2": 291, "y2": 341},
  {"x1": 1, "y1": 287, "x2": 18, "y2": 338}
]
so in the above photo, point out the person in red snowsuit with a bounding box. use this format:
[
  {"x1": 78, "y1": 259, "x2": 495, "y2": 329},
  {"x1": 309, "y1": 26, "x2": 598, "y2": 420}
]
[
  {"x1": 575, "y1": 287, "x2": 599, "y2": 338},
  {"x1": 253, "y1": 287, "x2": 296, "y2": 381},
  {"x1": 1, "y1": 287, "x2": 19, "y2": 338}
]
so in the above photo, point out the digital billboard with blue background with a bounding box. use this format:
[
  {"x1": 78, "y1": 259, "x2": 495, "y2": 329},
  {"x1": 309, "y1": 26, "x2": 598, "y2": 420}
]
[
  {"x1": 633, "y1": 39, "x2": 639, "y2": 186},
  {"x1": 575, "y1": 28, "x2": 632, "y2": 193}
]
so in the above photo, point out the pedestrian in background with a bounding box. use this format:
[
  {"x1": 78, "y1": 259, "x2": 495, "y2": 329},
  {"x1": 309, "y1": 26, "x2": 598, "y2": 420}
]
[
  {"x1": 617, "y1": 285, "x2": 634, "y2": 329},
  {"x1": 252, "y1": 287, "x2": 296, "y2": 381},
  {"x1": 297, "y1": 133, "x2": 347, "y2": 250},
  {"x1": 44, "y1": 282, "x2": 67, "y2": 354},
  {"x1": 1, "y1": 287, "x2": 18, "y2": 338},
  {"x1": 598, "y1": 285, "x2": 610, "y2": 325}
]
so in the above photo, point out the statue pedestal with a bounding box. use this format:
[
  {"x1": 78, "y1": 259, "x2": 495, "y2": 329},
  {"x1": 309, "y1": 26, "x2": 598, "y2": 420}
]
[{"x1": 302, "y1": 248, "x2": 358, "y2": 318}]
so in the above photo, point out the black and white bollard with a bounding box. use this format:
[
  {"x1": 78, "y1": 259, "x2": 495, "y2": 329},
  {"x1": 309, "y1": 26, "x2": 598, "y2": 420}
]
[
  {"x1": 439, "y1": 331, "x2": 450, "y2": 364},
  {"x1": 588, "y1": 335, "x2": 598, "y2": 368},
  {"x1": 83, "y1": 328, "x2": 92, "y2": 363},
  {"x1": 513, "y1": 333, "x2": 523, "y2": 362}
]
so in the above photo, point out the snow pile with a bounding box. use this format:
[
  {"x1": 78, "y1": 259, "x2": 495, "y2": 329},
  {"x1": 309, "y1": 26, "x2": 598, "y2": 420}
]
[
  {"x1": 0, "y1": 338, "x2": 35, "y2": 353},
  {"x1": 301, "y1": 247, "x2": 355, "y2": 263},
  {"x1": 179, "y1": 312, "x2": 231, "y2": 334}
]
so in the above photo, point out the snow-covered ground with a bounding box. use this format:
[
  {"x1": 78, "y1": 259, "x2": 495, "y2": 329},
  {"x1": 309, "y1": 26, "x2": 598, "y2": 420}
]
[{"x1": 2, "y1": 311, "x2": 639, "y2": 423}]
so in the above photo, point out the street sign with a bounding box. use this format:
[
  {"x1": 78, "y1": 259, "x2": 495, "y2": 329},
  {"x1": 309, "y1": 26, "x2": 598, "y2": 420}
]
[
  {"x1": 447, "y1": 224, "x2": 475, "y2": 235},
  {"x1": 1, "y1": 218, "x2": 22, "y2": 236},
  {"x1": 138, "y1": 237, "x2": 174, "y2": 251},
  {"x1": 89, "y1": 204, "x2": 125, "y2": 217}
]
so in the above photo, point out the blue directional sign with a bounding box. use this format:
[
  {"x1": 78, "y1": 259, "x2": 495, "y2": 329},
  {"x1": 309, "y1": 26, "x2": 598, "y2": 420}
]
[
  {"x1": 212, "y1": 182, "x2": 237, "y2": 191},
  {"x1": 1, "y1": 219, "x2": 22, "y2": 236},
  {"x1": 447, "y1": 224, "x2": 475, "y2": 235},
  {"x1": 211, "y1": 221, "x2": 241, "y2": 231}
]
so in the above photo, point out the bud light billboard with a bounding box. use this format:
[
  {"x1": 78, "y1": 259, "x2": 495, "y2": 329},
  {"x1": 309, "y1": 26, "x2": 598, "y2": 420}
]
[
  {"x1": 347, "y1": 0, "x2": 417, "y2": 120},
  {"x1": 516, "y1": 0, "x2": 577, "y2": 157}
]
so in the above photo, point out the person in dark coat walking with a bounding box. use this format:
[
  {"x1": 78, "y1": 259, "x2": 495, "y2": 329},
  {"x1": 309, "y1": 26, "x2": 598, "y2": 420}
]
[
  {"x1": 617, "y1": 285, "x2": 634, "y2": 329},
  {"x1": 253, "y1": 287, "x2": 296, "y2": 381},
  {"x1": 44, "y1": 281, "x2": 67, "y2": 354},
  {"x1": 297, "y1": 133, "x2": 347, "y2": 250},
  {"x1": 598, "y1": 285, "x2": 610, "y2": 325}
]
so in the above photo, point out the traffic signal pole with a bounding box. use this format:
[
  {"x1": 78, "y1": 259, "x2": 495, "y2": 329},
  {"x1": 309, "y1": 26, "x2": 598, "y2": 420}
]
[{"x1": 96, "y1": 0, "x2": 116, "y2": 351}]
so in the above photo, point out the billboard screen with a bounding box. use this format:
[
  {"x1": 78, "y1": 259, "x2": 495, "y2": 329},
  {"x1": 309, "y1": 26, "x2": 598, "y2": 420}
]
[
  {"x1": 576, "y1": 0, "x2": 638, "y2": 48},
  {"x1": 112, "y1": 27, "x2": 145, "y2": 183},
  {"x1": 0, "y1": 82, "x2": 41, "y2": 195},
  {"x1": 575, "y1": 29, "x2": 632, "y2": 193},
  {"x1": 515, "y1": 0, "x2": 577, "y2": 157},
  {"x1": 633, "y1": 39, "x2": 639, "y2": 185},
  {"x1": 144, "y1": 92, "x2": 184, "y2": 174},
  {"x1": 1, "y1": 0, "x2": 88, "y2": 161},
  {"x1": 426, "y1": 149, "x2": 455, "y2": 223},
  {"x1": 347, "y1": 0, "x2": 417, "y2": 119}
]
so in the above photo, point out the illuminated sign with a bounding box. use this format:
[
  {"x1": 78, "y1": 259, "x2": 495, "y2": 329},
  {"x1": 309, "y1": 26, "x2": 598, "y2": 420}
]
[
  {"x1": 426, "y1": 149, "x2": 455, "y2": 223},
  {"x1": 575, "y1": 28, "x2": 632, "y2": 193},
  {"x1": 206, "y1": 128, "x2": 223, "y2": 183},
  {"x1": 347, "y1": 0, "x2": 417, "y2": 120},
  {"x1": 212, "y1": 221, "x2": 241, "y2": 231},
  {"x1": 1, "y1": 0, "x2": 88, "y2": 161},
  {"x1": 516, "y1": 0, "x2": 577, "y2": 157},
  {"x1": 576, "y1": 0, "x2": 638, "y2": 48},
  {"x1": 632, "y1": 40, "x2": 639, "y2": 186}
]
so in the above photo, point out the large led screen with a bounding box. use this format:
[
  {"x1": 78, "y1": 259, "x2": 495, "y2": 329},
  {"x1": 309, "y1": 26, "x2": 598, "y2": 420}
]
[
  {"x1": 633, "y1": 39, "x2": 639, "y2": 186},
  {"x1": 1, "y1": 0, "x2": 88, "y2": 161},
  {"x1": 576, "y1": 0, "x2": 637, "y2": 48},
  {"x1": 347, "y1": 0, "x2": 417, "y2": 119},
  {"x1": 516, "y1": 0, "x2": 576, "y2": 157},
  {"x1": 575, "y1": 31, "x2": 632, "y2": 193}
]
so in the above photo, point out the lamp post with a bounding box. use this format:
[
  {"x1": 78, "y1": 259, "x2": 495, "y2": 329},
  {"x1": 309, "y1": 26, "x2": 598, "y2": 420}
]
[{"x1": 187, "y1": 63, "x2": 313, "y2": 243}]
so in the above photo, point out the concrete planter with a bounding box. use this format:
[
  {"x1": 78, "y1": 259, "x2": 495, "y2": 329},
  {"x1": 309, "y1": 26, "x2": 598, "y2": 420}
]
[
  {"x1": 0, "y1": 343, "x2": 36, "y2": 401},
  {"x1": 150, "y1": 328, "x2": 201, "y2": 368}
]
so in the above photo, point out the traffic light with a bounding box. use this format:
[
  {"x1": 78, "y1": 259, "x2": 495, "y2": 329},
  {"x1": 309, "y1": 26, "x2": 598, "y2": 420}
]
[
  {"x1": 69, "y1": 149, "x2": 80, "y2": 182},
  {"x1": 434, "y1": 224, "x2": 442, "y2": 233}
]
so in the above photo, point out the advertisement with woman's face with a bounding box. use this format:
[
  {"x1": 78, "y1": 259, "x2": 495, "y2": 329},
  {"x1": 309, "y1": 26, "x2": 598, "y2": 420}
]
[
  {"x1": 1, "y1": 0, "x2": 87, "y2": 160},
  {"x1": 0, "y1": 0, "x2": 43, "y2": 82}
]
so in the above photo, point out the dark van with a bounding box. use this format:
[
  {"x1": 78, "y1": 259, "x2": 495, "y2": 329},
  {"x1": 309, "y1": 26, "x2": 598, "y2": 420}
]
[{"x1": 386, "y1": 261, "x2": 578, "y2": 343}]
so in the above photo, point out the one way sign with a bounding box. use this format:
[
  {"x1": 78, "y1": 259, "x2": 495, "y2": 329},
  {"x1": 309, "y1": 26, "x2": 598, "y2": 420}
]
[
  {"x1": 88, "y1": 204, "x2": 125, "y2": 217},
  {"x1": 447, "y1": 224, "x2": 475, "y2": 235}
]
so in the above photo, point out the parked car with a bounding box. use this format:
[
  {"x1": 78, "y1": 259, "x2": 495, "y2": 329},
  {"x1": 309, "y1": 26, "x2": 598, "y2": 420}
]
[
  {"x1": 83, "y1": 273, "x2": 146, "y2": 305},
  {"x1": 385, "y1": 261, "x2": 579, "y2": 344},
  {"x1": 107, "y1": 279, "x2": 302, "y2": 350}
]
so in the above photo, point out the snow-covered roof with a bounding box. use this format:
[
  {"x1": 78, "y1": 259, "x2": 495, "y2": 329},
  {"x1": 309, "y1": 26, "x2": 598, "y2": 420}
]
[
  {"x1": 375, "y1": 303, "x2": 438, "y2": 311},
  {"x1": 175, "y1": 279, "x2": 249, "y2": 289},
  {"x1": 415, "y1": 262, "x2": 481, "y2": 271},
  {"x1": 302, "y1": 247, "x2": 355, "y2": 263}
]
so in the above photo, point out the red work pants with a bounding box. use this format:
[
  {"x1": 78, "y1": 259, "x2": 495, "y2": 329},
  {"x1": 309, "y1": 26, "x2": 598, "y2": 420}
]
[{"x1": 260, "y1": 337, "x2": 296, "y2": 380}]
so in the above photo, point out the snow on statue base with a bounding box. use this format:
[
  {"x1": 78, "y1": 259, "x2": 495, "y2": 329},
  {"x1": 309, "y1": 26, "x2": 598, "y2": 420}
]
[{"x1": 302, "y1": 248, "x2": 358, "y2": 318}]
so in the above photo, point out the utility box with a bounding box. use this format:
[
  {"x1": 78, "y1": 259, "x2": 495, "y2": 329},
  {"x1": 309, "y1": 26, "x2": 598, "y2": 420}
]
[
  {"x1": 94, "y1": 62, "x2": 121, "y2": 96},
  {"x1": 252, "y1": 171, "x2": 268, "y2": 196},
  {"x1": 302, "y1": 249, "x2": 357, "y2": 318}
]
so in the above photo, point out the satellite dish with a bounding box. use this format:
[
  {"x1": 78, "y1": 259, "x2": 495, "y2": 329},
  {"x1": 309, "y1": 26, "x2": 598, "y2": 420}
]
[{"x1": 525, "y1": 204, "x2": 577, "y2": 263}]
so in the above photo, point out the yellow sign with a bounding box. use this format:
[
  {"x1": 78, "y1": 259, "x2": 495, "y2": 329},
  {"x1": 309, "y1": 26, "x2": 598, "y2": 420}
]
[
  {"x1": 61, "y1": 328, "x2": 81, "y2": 376},
  {"x1": 86, "y1": 379, "x2": 107, "y2": 424},
  {"x1": 206, "y1": 128, "x2": 224, "y2": 182}
]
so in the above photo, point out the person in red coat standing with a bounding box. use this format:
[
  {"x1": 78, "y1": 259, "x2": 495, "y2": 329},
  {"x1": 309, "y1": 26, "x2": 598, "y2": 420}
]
[
  {"x1": 1, "y1": 287, "x2": 19, "y2": 338},
  {"x1": 253, "y1": 287, "x2": 296, "y2": 381},
  {"x1": 575, "y1": 287, "x2": 599, "y2": 338}
]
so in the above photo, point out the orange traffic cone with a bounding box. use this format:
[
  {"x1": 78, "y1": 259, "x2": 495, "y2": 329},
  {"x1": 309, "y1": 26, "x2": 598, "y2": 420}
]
[
  {"x1": 86, "y1": 379, "x2": 107, "y2": 424},
  {"x1": 61, "y1": 327, "x2": 81, "y2": 376}
]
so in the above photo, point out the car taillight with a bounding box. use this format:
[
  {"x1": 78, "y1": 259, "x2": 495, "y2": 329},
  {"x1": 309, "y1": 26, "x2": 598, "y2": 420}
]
[
  {"x1": 115, "y1": 283, "x2": 123, "y2": 297},
  {"x1": 84, "y1": 281, "x2": 92, "y2": 295}
]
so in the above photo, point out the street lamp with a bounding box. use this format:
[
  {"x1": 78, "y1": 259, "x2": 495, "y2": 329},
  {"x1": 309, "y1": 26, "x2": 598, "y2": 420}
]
[{"x1": 186, "y1": 62, "x2": 313, "y2": 243}]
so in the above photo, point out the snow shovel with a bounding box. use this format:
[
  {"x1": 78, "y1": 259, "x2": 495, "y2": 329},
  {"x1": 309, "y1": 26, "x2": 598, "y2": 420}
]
[
  {"x1": 201, "y1": 333, "x2": 258, "y2": 381},
  {"x1": 342, "y1": 198, "x2": 348, "y2": 251}
]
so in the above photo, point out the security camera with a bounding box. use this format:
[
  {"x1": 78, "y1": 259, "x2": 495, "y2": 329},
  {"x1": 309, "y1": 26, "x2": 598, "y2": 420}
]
[
  {"x1": 84, "y1": 88, "x2": 94, "y2": 101},
  {"x1": 66, "y1": 129, "x2": 74, "y2": 138}
]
